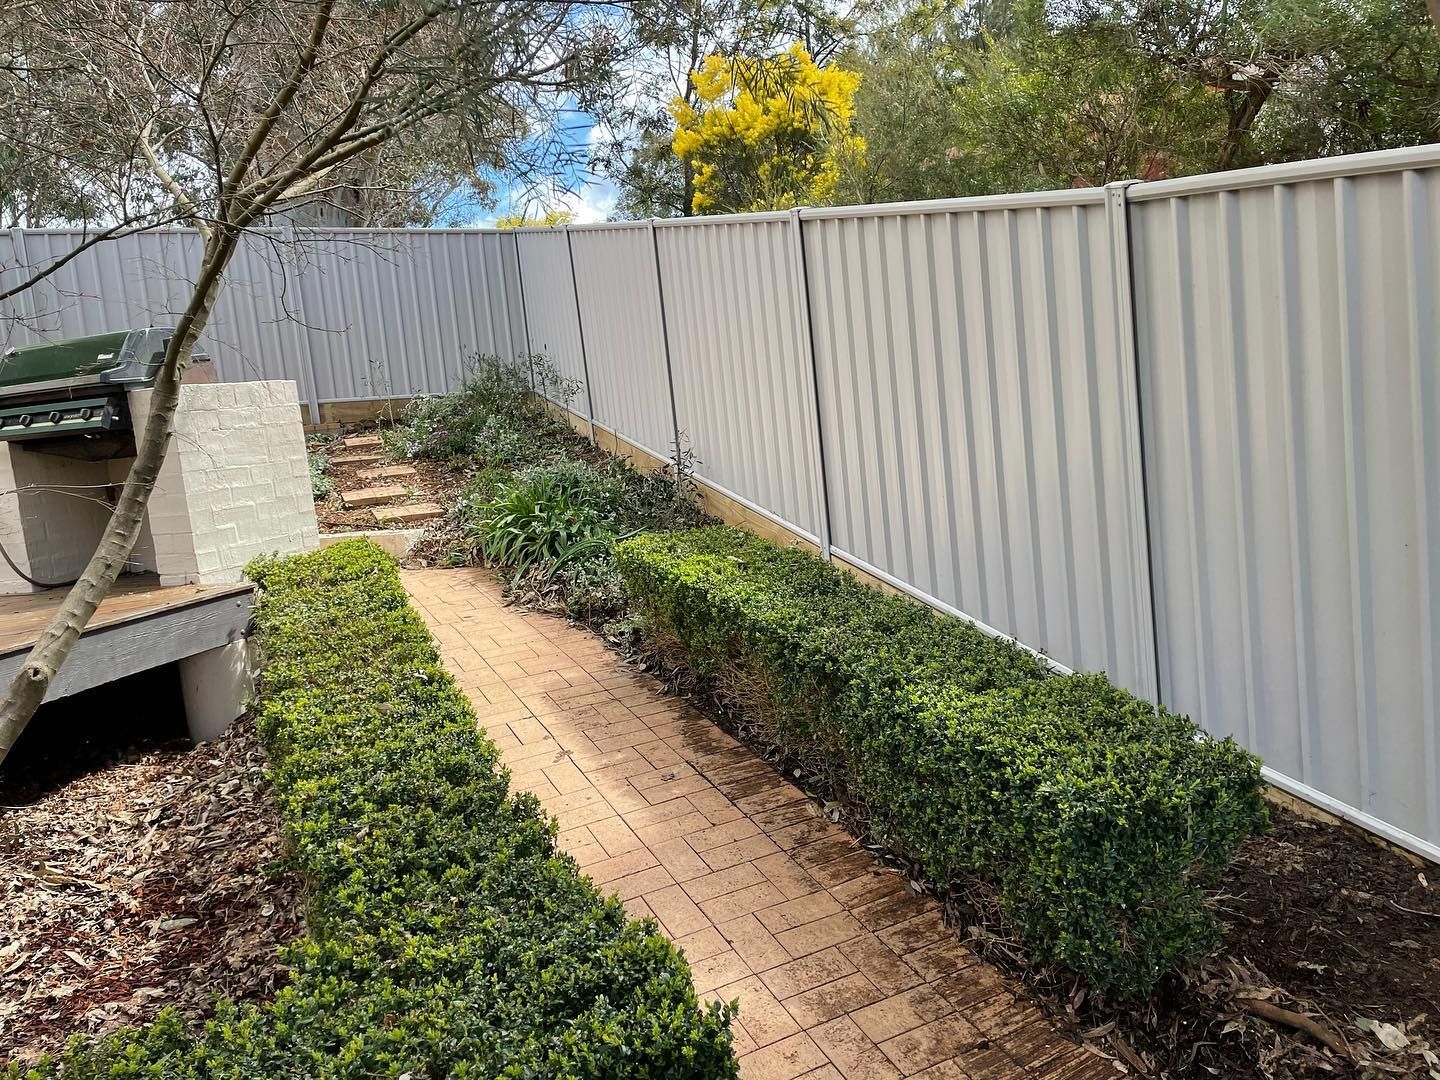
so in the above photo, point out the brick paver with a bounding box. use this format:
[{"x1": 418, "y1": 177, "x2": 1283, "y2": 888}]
[{"x1": 403, "y1": 568, "x2": 1108, "y2": 1080}]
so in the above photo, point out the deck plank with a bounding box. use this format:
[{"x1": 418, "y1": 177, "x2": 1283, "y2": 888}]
[{"x1": 0, "y1": 578, "x2": 252, "y2": 657}]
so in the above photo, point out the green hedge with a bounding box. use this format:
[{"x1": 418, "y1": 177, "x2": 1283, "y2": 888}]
[
  {"x1": 13, "y1": 540, "x2": 735, "y2": 1079},
  {"x1": 615, "y1": 527, "x2": 1267, "y2": 999}
]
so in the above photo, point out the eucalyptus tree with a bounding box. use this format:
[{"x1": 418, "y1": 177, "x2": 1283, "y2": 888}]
[{"x1": 849, "y1": 0, "x2": 1440, "y2": 201}]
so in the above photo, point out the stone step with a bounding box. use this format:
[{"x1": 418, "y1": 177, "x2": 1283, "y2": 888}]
[
  {"x1": 358, "y1": 463, "x2": 418, "y2": 481},
  {"x1": 340, "y1": 484, "x2": 409, "y2": 509},
  {"x1": 330, "y1": 452, "x2": 384, "y2": 466},
  {"x1": 373, "y1": 503, "x2": 443, "y2": 526},
  {"x1": 342, "y1": 434, "x2": 383, "y2": 450}
]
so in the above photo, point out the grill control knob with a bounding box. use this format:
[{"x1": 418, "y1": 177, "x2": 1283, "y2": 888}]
[
  {"x1": 48, "y1": 411, "x2": 62, "y2": 424},
  {"x1": 78, "y1": 407, "x2": 94, "y2": 421},
  {"x1": 17, "y1": 414, "x2": 32, "y2": 427}
]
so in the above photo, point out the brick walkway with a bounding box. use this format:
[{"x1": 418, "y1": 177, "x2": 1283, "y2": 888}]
[{"x1": 403, "y1": 568, "x2": 1108, "y2": 1080}]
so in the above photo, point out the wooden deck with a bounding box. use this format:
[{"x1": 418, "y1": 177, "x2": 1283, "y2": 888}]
[{"x1": 0, "y1": 578, "x2": 254, "y2": 702}]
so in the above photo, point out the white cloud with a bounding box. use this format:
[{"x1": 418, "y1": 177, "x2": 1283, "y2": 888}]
[{"x1": 468, "y1": 176, "x2": 617, "y2": 227}]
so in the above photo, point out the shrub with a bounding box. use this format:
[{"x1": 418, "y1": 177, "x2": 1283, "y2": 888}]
[
  {"x1": 615, "y1": 526, "x2": 1267, "y2": 999},
  {"x1": 382, "y1": 354, "x2": 577, "y2": 463},
  {"x1": 470, "y1": 412, "x2": 553, "y2": 470},
  {"x1": 478, "y1": 468, "x2": 622, "y2": 580},
  {"x1": 308, "y1": 451, "x2": 333, "y2": 500},
  {"x1": 463, "y1": 456, "x2": 704, "y2": 625},
  {"x1": 13, "y1": 541, "x2": 736, "y2": 1078}
]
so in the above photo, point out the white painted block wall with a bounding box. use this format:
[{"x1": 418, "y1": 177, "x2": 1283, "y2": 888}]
[
  {"x1": 0, "y1": 447, "x2": 114, "y2": 593},
  {"x1": 131, "y1": 380, "x2": 319, "y2": 586}
]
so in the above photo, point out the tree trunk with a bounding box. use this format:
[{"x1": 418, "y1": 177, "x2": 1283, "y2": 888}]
[
  {"x1": 1430, "y1": 0, "x2": 1440, "y2": 40},
  {"x1": 0, "y1": 230, "x2": 238, "y2": 764},
  {"x1": 1216, "y1": 82, "x2": 1274, "y2": 170}
]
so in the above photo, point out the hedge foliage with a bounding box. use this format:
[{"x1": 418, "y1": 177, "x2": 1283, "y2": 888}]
[
  {"x1": 615, "y1": 526, "x2": 1267, "y2": 999},
  {"x1": 13, "y1": 540, "x2": 735, "y2": 1079}
]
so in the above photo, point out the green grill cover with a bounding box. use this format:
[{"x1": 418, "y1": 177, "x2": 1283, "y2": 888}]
[{"x1": 0, "y1": 329, "x2": 171, "y2": 394}]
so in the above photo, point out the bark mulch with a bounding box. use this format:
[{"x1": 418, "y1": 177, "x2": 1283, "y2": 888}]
[
  {"x1": 1119, "y1": 808, "x2": 1440, "y2": 1079},
  {"x1": 0, "y1": 718, "x2": 302, "y2": 1067}
]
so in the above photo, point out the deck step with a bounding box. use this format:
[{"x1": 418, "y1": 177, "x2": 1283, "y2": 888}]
[
  {"x1": 342, "y1": 434, "x2": 383, "y2": 450},
  {"x1": 357, "y1": 463, "x2": 418, "y2": 481},
  {"x1": 329, "y1": 452, "x2": 384, "y2": 466},
  {"x1": 340, "y1": 484, "x2": 409, "y2": 509},
  {"x1": 373, "y1": 503, "x2": 443, "y2": 525}
]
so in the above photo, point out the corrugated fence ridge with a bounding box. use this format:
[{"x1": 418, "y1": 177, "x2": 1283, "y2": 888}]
[{"x1": 2, "y1": 142, "x2": 1437, "y2": 860}]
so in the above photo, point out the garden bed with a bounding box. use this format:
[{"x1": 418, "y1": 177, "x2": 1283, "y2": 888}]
[{"x1": 0, "y1": 718, "x2": 301, "y2": 1068}]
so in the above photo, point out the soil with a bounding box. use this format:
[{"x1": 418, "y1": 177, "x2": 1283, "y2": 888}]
[
  {"x1": 618, "y1": 638, "x2": 1440, "y2": 1080},
  {"x1": 0, "y1": 694, "x2": 302, "y2": 1067}
]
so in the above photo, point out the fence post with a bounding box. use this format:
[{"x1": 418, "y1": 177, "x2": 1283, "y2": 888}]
[
  {"x1": 512, "y1": 231, "x2": 536, "y2": 390},
  {"x1": 563, "y1": 226, "x2": 597, "y2": 444},
  {"x1": 1104, "y1": 180, "x2": 1163, "y2": 704},
  {"x1": 789, "y1": 208, "x2": 834, "y2": 561},
  {"x1": 648, "y1": 219, "x2": 685, "y2": 472}
]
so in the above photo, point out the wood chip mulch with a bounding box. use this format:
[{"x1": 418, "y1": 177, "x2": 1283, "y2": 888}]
[{"x1": 0, "y1": 719, "x2": 302, "y2": 1067}]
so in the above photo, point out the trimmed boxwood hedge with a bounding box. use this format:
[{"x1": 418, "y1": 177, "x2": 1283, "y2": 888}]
[
  {"x1": 615, "y1": 526, "x2": 1267, "y2": 999},
  {"x1": 12, "y1": 540, "x2": 736, "y2": 1079}
]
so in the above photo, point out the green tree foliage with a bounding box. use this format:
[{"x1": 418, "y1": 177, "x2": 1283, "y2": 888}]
[{"x1": 847, "y1": 0, "x2": 1440, "y2": 202}]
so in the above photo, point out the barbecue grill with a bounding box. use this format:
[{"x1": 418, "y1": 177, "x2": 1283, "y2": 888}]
[{"x1": 0, "y1": 328, "x2": 210, "y2": 457}]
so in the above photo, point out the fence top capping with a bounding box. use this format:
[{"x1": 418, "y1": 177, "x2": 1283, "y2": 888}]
[
  {"x1": 563, "y1": 221, "x2": 650, "y2": 234},
  {"x1": 1126, "y1": 141, "x2": 1440, "y2": 201},
  {"x1": 799, "y1": 186, "x2": 1106, "y2": 221},
  {"x1": 652, "y1": 210, "x2": 793, "y2": 226}
]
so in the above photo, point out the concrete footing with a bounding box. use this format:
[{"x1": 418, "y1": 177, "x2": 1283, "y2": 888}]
[{"x1": 179, "y1": 638, "x2": 253, "y2": 742}]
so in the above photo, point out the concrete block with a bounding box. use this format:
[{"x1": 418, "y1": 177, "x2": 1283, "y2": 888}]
[{"x1": 180, "y1": 639, "x2": 253, "y2": 742}]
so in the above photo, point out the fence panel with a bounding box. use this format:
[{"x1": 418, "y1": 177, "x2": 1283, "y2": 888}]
[
  {"x1": 0, "y1": 228, "x2": 202, "y2": 347},
  {"x1": 515, "y1": 229, "x2": 587, "y2": 409},
  {"x1": 1129, "y1": 148, "x2": 1440, "y2": 854},
  {"x1": 801, "y1": 194, "x2": 1156, "y2": 695},
  {"x1": 295, "y1": 229, "x2": 522, "y2": 402},
  {"x1": 0, "y1": 228, "x2": 526, "y2": 404},
  {"x1": 655, "y1": 215, "x2": 824, "y2": 540},
  {"x1": 568, "y1": 224, "x2": 675, "y2": 458}
]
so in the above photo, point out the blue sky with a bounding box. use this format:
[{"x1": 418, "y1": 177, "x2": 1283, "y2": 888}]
[{"x1": 441, "y1": 107, "x2": 621, "y2": 226}]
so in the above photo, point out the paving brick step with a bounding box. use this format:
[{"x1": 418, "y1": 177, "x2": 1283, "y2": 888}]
[
  {"x1": 373, "y1": 502, "x2": 443, "y2": 526},
  {"x1": 330, "y1": 452, "x2": 384, "y2": 466},
  {"x1": 342, "y1": 434, "x2": 383, "y2": 449},
  {"x1": 357, "y1": 463, "x2": 417, "y2": 481},
  {"x1": 340, "y1": 484, "x2": 409, "y2": 509}
]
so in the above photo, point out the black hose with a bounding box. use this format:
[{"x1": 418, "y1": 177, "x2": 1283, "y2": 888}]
[{"x1": 0, "y1": 535, "x2": 79, "y2": 589}]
